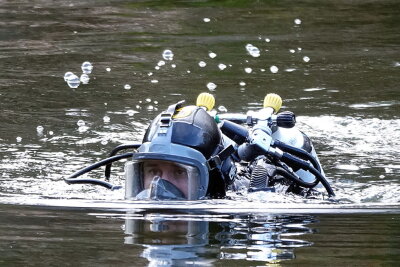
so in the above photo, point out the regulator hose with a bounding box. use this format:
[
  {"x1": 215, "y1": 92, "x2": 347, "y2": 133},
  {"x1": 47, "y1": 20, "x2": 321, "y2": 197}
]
[
  {"x1": 65, "y1": 152, "x2": 134, "y2": 189},
  {"x1": 273, "y1": 139, "x2": 321, "y2": 172},
  {"x1": 275, "y1": 167, "x2": 319, "y2": 188},
  {"x1": 280, "y1": 152, "x2": 335, "y2": 197},
  {"x1": 105, "y1": 144, "x2": 140, "y2": 180}
]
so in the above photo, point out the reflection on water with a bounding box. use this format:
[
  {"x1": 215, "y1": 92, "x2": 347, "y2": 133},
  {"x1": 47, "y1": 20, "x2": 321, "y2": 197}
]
[{"x1": 124, "y1": 212, "x2": 315, "y2": 265}]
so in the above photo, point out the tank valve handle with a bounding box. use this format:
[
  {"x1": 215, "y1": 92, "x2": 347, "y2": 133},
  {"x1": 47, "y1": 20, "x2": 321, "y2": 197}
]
[
  {"x1": 263, "y1": 93, "x2": 282, "y2": 114},
  {"x1": 196, "y1": 92, "x2": 215, "y2": 111}
]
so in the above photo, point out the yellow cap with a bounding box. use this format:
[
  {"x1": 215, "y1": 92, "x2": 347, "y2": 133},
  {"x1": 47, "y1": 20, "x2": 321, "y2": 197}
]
[
  {"x1": 263, "y1": 93, "x2": 282, "y2": 113},
  {"x1": 196, "y1": 92, "x2": 215, "y2": 111}
]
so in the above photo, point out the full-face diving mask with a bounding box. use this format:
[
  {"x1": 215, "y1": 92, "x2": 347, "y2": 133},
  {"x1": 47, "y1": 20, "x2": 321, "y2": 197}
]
[{"x1": 125, "y1": 143, "x2": 210, "y2": 200}]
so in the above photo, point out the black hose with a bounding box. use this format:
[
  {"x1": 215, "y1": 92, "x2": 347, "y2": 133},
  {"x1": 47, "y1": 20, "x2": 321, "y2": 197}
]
[
  {"x1": 65, "y1": 152, "x2": 134, "y2": 189},
  {"x1": 281, "y1": 152, "x2": 335, "y2": 197},
  {"x1": 273, "y1": 139, "x2": 321, "y2": 172},
  {"x1": 64, "y1": 178, "x2": 122, "y2": 190},
  {"x1": 105, "y1": 144, "x2": 140, "y2": 180},
  {"x1": 276, "y1": 167, "x2": 319, "y2": 188}
]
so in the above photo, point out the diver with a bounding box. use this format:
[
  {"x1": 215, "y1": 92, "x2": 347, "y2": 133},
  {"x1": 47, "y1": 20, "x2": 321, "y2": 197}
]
[{"x1": 65, "y1": 92, "x2": 335, "y2": 200}]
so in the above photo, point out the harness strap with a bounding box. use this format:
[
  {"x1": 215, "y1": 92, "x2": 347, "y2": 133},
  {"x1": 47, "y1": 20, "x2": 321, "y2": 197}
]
[
  {"x1": 207, "y1": 144, "x2": 235, "y2": 170},
  {"x1": 159, "y1": 100, "x2": 185, "y2": 127}
]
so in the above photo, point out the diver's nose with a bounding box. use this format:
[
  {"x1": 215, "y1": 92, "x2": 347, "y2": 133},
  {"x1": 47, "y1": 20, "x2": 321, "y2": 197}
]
[{"x1": 160, "y1": 170, "x2": 174, "y2": 182}]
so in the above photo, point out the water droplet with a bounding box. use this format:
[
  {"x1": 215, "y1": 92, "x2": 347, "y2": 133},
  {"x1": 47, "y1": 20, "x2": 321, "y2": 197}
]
[
  {"x1": 198, "y1": 61, "x2": 207, "y2": 67},
  {"x1": 103, "y1": 116, "x2": 110, "y2": 123},
  {"x1": 81, "y1": 61, "x2": 93, "y2": 74},
  {"x1": 270, "y1": 65, "x2": 279, "y2": 73},
  {"x1": 66, "y1": 74, "x2": 80, "y2": 88},
  {"x1": 77, "y1": 120, "x2": 85, "y2": 127},
  {"x1": 303, "y1": 56, "x2": 310, "y2": 62},
  {"x1": 36, "y1": 125, "x2": 44, "y2": 133},
  {"x1": 157, "y1": 60, "x2": 166, "y2": 66},
  {"x1": 245, "y1": 44, "x2": 260, "y2": 57},
  {"x1": 16, "y1": 136, "x2": 22, "y2": 142},
  {"x1": 294, "y1": 18, "x2": 302, "y2": 25},
  {"x1": 245, "y1": 67, "x2": 252, "y2": 73},
  {"x1": 106, "y1": 67, "x2": 111, "y2": 72},
  {"x1": 218, "y1": 106, "x2": 228, "y2": 112},
  {"x1": 124, "y1": 84, "x2": 131, "y2": 90},
  {"x1": 101, "y1": 139, "x2": 108, "y2": 145},
  {"x1": 162, "y1": 49, "x2": 174, "y2": 61},
  {"x1": 218, "y1": 63, "x2": 226, "y2": 70},
  {"x1": 80, "y1": 74, "x2": 90, "y2": 84},
  {"x1": 239, "y1": 81, "x2": 246, "y2": 86},
  {"x1": 126, "y1": 109, "x2": 136, "y2": 116},
  {"x1": 64, "y1": 71, "x2": 74, "y2": 81},
  {"x1": 209, "y1": 52, "x2": 217, "y2": 58},
  {"x1": 203, "y1": 18, "x2": 210, "y2": 23},
  {"x1": 207, "y1": 82, "x2": 217, "y2": 91}
]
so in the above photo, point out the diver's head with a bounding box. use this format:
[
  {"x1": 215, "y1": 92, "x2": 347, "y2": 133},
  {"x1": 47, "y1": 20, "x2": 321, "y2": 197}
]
[{"x1": 125, "y1": 101, "x2": 229, "y2": 200}]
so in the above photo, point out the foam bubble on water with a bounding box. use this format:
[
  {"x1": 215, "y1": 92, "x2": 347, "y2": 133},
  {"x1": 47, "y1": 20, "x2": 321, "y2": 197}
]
[
  {"x1": 289, "y1": 49, "x2": 296, "y2": 53},
  {"x1": 294, "y1": 18, "x2": 302, "y2": 25},
  {"x1": 150, "y1": 79, "x2": 158, "y2": 83},
  {"x1": 157, "y1": 60, "x2": 166, "y2": 67},
  {"x1": 298, "y1": 47, "x2": 302, "y2": 51},
  {"x1": 49, "y1": 131, "x2": 54, "y2": 136},
  {"x1": 394, "y1": 62, "x2": 400, "y2": 67},
  {"x1": 265, "y1": 38, "x2": 271, "y2": 42},
  {"x1": 270, "y1": 65, "x2": 279, "y2": 73},
  {"x1": 154, "y1": 66, "x2": 160, "y2": 70},
  {"x1": 148, "y1": 72, "x2": 153, "y2": 76},
  {"x1": 126, "y1": 110, "x2": 137, "y2": 116},
  {"x1": 16, "y1": 136, "x2": 22, "y2": 143},
  {"x1": 36, "y1": 125, "x2": 44, "y2": 134},
  {"x1": 209, "y1": 52, "x2": 217, "y2": 58},
  {"x1": 80, "y1": 74, "x2": 90, "y2": 84},
  {"x1": 147, "y1": 105, "x2": 154, "y2": 110},
  {"x1": 245, "y1": 44, "x2": 260, "y2": 57},
  {"x1": 64, "y1": 71, "x2": 74, "y2": 82},
  {"x1": 187, "y1": 70, "x2": 191, "y2": 73},
  {"x1": 239, "y1": 81, "x2": 246, "y2": 86},
  {"x1": 207, "y1": 82, "x2": 217, "y2": 91},
  {"x1": 145, "y1": 98, "x2": 152, "y2": 103},
  {"x1": 81, "y1": 61, "x2": 93, "y2": 74},
  {"x1": 77, "y1": 120, "x2": 85, "y2": 127},
  {"x1": 66, "y1": 74, "x2": 80, "y2": 88},
  {"x1": 103, "y1": 116, "x2": 110, "y2": 123},
  {"x1": 218, "y1": 106, "x2": 228, "y2": 112},
  {"x1": 162, "y1": 49, "x2": 174, "y2": 61},
  {"x1": 171, "y1": 64, "x2": 176, "y2": 68},
  {"x1": 203, "y1": 18, "x2": 210, "y2": 23},
  {"x1": 106, "y1": 67, "x2": 111, "y2": 72},
  {"x1": 101, "y1": 139, "x2": 108, "y2": 145},
  {"x1": 198, "y1": 61, "x2": 207, "y2": 67},
  {"x1": 124, "y1": 84, "x2": 131, "y2": 90},
  {"x1": 303, "y1": 56, "x2": 310, "y2": 62},
  {"x1": 245, "y1": 67, "x2": 252, "y2": 73},
  {"x1": 285, "y1": 68, "x2": 296, "y2": 72},
  {"x1": 218, "y1": 63, "x2": 227, "y2": 70}
]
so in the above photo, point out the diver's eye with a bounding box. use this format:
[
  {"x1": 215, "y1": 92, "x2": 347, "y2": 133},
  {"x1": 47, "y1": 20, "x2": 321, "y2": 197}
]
[
  {"x1": 147, "y1": 168, "x2": 162, "y2": 177},
  {"x1": 174, "y1": 168, "x2": 187, "y2": 177}
]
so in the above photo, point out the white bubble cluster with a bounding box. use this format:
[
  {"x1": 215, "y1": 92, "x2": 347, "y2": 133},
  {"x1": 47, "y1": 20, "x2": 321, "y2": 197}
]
[
  {"x1": 207, "y1": 82, "x2": 217, "y2": 91},
  {"x1": 103, "y1": 116, "x2": 110, "y2": 123},
  {"x1": 209, "y1": 52, "x2": 217, "y2": 58},
  {"x1": 81, "y1": 61, "x2": 93, "y2": 74},
  {"x1": 245, "y1": 44, "x2": 260, "y2": 57},
  {"x1": 218, "y1": 63, "x2": 227, "y2": 70},
  {"x1": 245, "y1": 67, "x2": 253, "y2": 73},
  {"x1": 270, "y1": 65, "x2": 279, "y2": 73},
  {"x1": 294, "y1": 18, "x2": 302, "y2": 25},
  {"x1": 77, "y1": 120, "x2": 85, "y2": 127},
  {"x1": 80, "y1": 74, "x2": 90, "y2": 84},
  {"x1": 303, "y1": 56, "x2": 310, "y2": 62},
  {"x1": 162, "y1": 49, "x2": 174, "y2": 61},
  {"x1": 198, "y1": 61, "x2": 207, "y2": 67},
  {"x1": 124, "y1": 84, "x2": 131, "y2": 90}
]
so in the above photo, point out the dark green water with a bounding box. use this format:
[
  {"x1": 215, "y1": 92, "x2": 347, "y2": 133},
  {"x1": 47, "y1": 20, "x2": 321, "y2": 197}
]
[{"x1": 1, "y1": 0, "x2": 399, "y2": 265}]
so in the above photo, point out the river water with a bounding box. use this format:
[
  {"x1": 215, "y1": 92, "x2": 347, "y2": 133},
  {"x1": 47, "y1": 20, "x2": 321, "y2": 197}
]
[{"x1": 0, "y1": 0, "x2": 399, "y2": 265}]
